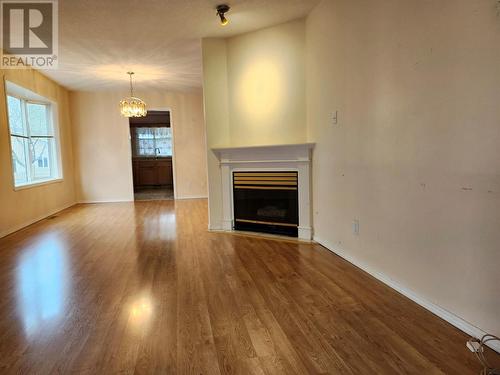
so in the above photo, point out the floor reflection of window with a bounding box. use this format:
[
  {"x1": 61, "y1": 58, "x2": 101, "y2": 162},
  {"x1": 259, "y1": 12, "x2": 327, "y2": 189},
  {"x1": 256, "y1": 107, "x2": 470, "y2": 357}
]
[{"x1": 16, "y1": 238, "x2": 68, "y2": 337}]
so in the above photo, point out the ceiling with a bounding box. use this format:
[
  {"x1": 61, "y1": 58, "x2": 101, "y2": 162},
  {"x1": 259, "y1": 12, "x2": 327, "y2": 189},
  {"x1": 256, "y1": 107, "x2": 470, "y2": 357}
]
[{"x1": 41, "y1": 0, "x2": 319, "y2": 92}]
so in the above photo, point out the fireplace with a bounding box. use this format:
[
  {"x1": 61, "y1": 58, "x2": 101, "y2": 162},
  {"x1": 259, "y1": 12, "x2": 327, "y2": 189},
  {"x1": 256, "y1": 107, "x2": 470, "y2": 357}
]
[
  {"x1": 212, "y1": 143, "x2": 314, "y2": 240},
  {"x1": 233, "y1": 171, "x2": 299, "y2": 237}
]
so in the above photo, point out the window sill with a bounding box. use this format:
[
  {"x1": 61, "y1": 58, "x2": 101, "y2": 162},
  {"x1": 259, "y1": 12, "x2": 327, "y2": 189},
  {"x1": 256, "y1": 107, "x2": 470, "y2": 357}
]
[{"x1": 14, "y1": 178, "x2": 64, "y2": 191}]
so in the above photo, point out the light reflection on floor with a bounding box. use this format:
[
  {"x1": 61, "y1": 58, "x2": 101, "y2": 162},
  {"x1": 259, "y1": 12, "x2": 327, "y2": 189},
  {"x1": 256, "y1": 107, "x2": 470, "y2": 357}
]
[
  {"x1": 16, "y1": 235, "x2": 69, "y2": 337},
  {"x1": 128, "y1": 295, "x2": 154, "y2": 333},
  {"x1": 141, "y1": 211, "x2": 176, "y2": 241}
]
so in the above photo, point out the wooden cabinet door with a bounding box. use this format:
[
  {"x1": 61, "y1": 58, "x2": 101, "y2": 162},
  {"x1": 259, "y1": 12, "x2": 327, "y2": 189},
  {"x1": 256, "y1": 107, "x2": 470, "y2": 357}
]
[
  {"x1": 134, "y1": 159, "x2": 173, "y2": 187},
  {"x1": 138, "y1": 161, "x2": 158, "y2": 186},
  {"x1": 157, "y1": 160, "x2": 173, "y2": 186},
  {"x1": 132, "y1": 161, "x2": 139, "y2": 186}
]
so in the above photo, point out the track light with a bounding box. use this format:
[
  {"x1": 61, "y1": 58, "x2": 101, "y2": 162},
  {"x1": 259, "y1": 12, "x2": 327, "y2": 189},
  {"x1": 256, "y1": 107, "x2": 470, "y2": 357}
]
[{"x1": 216, "y1": 4, "x2": 230, "y2": 26}]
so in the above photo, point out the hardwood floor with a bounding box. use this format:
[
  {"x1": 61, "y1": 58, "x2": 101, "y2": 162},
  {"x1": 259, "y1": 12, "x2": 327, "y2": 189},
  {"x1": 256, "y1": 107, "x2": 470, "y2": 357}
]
[{"x1": 0, "y1": 199, "x2": 494, "y2": 374}]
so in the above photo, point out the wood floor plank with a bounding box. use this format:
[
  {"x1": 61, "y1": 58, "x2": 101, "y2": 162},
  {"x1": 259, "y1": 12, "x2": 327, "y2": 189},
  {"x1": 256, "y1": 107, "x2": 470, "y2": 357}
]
[{"x1": 0, "y1": 199, "x2": 495, "y2": 374}]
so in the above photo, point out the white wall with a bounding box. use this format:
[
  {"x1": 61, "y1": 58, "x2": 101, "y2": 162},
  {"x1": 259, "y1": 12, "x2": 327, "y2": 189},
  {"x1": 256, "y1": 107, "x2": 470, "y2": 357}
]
[
  {"x1": 202, "y1": 19, "x2": 307, "y2": 229},
  {"x1": 307, "y1": 0, "x2": 500, "y2": 337},
  {"x1": 0, "y1": 69, "x2": 76, "y2": 238},
  {"x1": 70, "y1": 90, "x2": 207, "y2": 202}
]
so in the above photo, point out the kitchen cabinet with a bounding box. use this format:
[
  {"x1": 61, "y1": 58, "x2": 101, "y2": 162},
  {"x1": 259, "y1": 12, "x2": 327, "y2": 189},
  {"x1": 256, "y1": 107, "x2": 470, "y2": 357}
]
[{"x1": 132, "y1": 157, "x2": 173, "y2": 188}]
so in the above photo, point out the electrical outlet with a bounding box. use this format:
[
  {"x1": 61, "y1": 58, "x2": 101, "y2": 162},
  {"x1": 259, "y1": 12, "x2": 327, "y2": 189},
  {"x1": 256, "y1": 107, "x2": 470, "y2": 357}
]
[
  {"x1": 352, "y1": 219, "x2": 359, "y2": 235},
  {"x1": 466, "y1": 340, "x2": 483, "y2": 353}
]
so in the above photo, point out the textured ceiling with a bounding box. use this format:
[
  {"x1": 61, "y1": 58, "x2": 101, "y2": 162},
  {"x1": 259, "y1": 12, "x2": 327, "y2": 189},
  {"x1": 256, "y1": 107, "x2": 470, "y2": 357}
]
[{"x1": 40, "y1": 0, "x2": 319, "y2": 92}]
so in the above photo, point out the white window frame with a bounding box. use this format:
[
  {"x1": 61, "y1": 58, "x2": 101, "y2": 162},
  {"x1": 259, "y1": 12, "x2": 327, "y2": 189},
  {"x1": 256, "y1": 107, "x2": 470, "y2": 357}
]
[{"x1": 5, "y1": 81, "x2": 63, "y2": 190}]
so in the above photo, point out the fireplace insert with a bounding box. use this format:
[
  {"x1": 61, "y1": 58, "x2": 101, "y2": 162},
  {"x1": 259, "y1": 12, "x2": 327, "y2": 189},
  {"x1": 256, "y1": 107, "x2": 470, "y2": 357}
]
[{"x1": 232, "y1": 171, "x2": 298, "y2": 237}]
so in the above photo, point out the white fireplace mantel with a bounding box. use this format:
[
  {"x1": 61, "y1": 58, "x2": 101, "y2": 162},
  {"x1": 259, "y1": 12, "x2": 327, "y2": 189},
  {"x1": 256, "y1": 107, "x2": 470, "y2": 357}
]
[{"x1": 212, "y1": 143, "x2": 315, "y2": 240}]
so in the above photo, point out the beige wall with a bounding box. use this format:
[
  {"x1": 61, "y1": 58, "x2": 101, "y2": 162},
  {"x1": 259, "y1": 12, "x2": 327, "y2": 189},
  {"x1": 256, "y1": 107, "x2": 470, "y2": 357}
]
[
  {"x1": 0, "y1": 69, "x2": 76, "y2": 238},
  {"x1": 202, "y1": 38, "x2": 231, "y2": 229},
  {"x1": 226, "y1": 19, "x2": 306, "y2": 146},
  {"x1": 307, "y1": 0, "x2": 500, "y2": 336},
  {"x1": 202, "y1": 19, "x2": 307, "y2": 229},
  {"x1": 70, "y1": 90, "x2": 207, "y2": 202}
]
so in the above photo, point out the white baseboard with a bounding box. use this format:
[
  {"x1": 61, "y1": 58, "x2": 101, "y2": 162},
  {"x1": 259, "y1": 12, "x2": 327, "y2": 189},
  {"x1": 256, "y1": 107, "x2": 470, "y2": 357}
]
[
  {"x1": 208, "y1": 219, "x2": 223, "y2": 231},
  {"x1": 208, "y1": 227, "x2": 223, "y2": 231},
  {"x1": 175, "y1": 195, "x2": 208, "y2": 200},
  {"x1": 221, "y1": 219, "x2": 233, "y2": 231},
  {"x1": 298, "y1": 226, "x2": 313, "y2": 240},
  {"x1": 79, "y1": 197, "x2": 207, "y2": 203},
  {"x1": 0, "y1": 201, "x2": 76, "y2": 239},
  {"x1": 78, "y1": 199, "x2": 133, "y2": 204},
  {"x1": 314, "y1": 236, "x2": 500, "y2": 354}
]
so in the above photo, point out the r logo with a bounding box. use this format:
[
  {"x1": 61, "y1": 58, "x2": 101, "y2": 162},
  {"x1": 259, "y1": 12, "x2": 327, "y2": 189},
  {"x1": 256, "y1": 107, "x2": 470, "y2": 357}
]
[{"x1": 1, "y1": 0, "x2": 55, "y2": 55}]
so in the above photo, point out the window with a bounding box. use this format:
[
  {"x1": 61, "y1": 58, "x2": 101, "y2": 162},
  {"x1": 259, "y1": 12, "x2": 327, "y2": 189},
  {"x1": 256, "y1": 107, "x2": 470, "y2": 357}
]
[
  {"x1": 133, "y1": 127, "x2": 172, "y2": 157},
  {"x1": 6, "y1": 87, "x2": 61, "y2": 188}
]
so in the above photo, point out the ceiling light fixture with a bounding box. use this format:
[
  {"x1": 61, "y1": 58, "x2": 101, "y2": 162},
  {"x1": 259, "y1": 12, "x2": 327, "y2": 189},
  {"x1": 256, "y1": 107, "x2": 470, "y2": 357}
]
[
  {"x1": 120, "y1": 72, "x2": 147, "y2": 118},
  {"x1": 216, "y1": 4, "x2": 230, "y2": 26}
]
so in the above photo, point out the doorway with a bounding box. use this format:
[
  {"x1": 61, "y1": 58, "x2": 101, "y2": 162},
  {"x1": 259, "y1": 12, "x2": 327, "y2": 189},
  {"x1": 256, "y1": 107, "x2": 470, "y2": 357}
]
[{"x1": 129, "y1": 111, "x2": 174, "y2": 201}]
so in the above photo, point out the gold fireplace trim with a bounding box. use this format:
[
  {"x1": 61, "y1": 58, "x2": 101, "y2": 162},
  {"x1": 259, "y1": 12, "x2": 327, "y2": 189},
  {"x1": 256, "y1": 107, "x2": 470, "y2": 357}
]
[
  {"x1": 233, "y1": 171, "x2": 298, "y2": 190},
  {"x1": 233, "y1": 172, "x2": 297, "y2": 177},
  {"x1": 234, "y1": 181, "x2": 297, "y2": 186},
  {"x1": 235, "y1": 219, "x2": 298, "y2": 228},
  {"x1": 234, "y1": 176, "x2": 297, "y2": 181},
  {"x1": 234, "y1": 186, "x2": 297, "y2": 191}
]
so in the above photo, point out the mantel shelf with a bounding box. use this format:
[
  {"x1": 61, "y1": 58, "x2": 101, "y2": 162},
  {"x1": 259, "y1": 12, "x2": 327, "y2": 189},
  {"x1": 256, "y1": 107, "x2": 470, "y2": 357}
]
[{"x1": 212, "y1": 143, "x2": 315, "y2": 153}]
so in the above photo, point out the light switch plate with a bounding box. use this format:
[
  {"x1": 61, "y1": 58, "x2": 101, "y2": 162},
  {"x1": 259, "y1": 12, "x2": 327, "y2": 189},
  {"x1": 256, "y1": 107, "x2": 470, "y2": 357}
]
[
  {"x1": 352, "y1": 219, "x2": 359, "y2": 235},
  {"x1": 331, "y1": 111, "x2": 338, "y2": 125}
]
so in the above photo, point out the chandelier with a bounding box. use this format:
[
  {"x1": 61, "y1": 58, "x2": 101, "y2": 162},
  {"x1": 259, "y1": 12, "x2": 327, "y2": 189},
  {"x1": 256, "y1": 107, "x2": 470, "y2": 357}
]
[{"x1": 120, "y1": 72, "x2": 147, "y2": 117}]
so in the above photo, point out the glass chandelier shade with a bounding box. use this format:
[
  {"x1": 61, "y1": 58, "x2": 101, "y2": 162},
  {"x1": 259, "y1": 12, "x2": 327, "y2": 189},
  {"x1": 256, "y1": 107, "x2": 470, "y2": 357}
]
[{"x1": 120, "y1": 72, "x2": 147, "y2": 117}]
